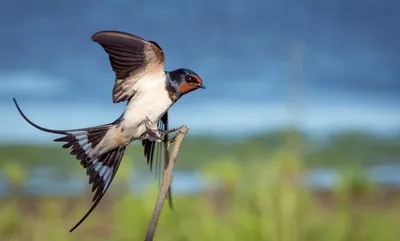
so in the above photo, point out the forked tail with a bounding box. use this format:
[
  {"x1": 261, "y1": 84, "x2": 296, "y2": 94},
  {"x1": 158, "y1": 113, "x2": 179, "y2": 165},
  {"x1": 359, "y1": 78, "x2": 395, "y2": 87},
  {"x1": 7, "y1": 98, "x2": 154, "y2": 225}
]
[{"x1": 13, "y1": 98, "x2": 127, "y2": 232}]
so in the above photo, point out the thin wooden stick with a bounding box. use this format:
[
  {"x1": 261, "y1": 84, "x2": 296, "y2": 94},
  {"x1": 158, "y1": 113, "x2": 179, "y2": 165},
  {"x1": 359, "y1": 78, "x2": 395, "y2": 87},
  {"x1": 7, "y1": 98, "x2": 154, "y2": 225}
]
[{"x1": 144, "y1": 126, "x2": 189, "y2": 241}]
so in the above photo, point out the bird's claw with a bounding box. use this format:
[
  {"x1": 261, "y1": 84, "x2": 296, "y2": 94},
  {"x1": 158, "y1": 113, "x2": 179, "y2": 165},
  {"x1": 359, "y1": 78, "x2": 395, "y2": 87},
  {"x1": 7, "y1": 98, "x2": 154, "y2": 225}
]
[
  {"x1": 142, "y1": 116, "x2": 178, "y2": 143},
  {"x1": 164, "y1": 136, "x2": 176, "y2": 144},
  {"x1": 156, "y1": 129, "x2": 178, "y2": 144},
  {"x1": 159, "y1": 128, "x2": 178, "y2": 138}
]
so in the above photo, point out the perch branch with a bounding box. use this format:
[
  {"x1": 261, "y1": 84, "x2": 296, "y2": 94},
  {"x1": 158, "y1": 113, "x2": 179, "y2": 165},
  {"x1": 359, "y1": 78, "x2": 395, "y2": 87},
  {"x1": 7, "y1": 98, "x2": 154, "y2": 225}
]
[{"x1": 144, "y1": 125, "x2": 189, "y2": 241}]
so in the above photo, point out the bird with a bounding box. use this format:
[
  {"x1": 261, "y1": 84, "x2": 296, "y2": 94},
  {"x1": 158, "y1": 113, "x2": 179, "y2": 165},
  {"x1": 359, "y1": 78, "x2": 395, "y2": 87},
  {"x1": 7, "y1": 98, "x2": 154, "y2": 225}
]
[{"x1": 13, "y1": 30, "x2": 205, "y2": 232}]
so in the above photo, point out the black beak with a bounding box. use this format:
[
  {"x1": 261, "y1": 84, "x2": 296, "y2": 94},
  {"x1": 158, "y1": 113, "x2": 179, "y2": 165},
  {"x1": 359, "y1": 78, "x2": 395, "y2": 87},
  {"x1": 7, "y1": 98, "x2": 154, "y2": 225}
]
[{"x1": 198, "y1": 84, "x2": 206, "y2": 89}]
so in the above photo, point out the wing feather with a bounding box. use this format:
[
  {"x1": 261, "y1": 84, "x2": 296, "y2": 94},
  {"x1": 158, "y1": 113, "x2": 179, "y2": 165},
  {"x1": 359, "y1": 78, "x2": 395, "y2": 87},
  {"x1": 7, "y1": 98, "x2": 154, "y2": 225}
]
[
  {"x1": 142, "y1": 112, "x2": 174, "y2": 209},
  {"x1": 91, "y1": 30, "x2": 165, "y2": 103}
]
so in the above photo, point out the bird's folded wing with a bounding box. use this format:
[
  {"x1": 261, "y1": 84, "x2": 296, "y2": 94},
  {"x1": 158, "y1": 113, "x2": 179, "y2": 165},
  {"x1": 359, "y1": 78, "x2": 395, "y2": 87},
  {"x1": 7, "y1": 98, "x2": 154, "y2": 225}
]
[
  {"x1": 142, "y1": 112, "x2": 174, "y2": 209},
  {"x1": 92, "y1": 30, "x2": 165, "y2": 103}
]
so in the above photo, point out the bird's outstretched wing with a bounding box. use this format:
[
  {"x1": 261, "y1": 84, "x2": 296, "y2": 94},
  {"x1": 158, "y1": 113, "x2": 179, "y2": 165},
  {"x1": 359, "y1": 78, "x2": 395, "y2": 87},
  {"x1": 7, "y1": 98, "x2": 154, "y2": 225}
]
[
  {"x1": 142, "y1": 112, "x2": 174, "y2": 209},
  {"x1": 91, "y1": 30, "x2": 165, "y2": 103}
]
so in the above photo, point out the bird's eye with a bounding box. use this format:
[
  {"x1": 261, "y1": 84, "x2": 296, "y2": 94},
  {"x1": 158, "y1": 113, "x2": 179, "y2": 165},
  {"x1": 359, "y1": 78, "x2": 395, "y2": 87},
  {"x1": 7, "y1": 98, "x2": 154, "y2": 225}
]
[{"x1": 185, "y1": 75, "x2": 193, "y2": 82}]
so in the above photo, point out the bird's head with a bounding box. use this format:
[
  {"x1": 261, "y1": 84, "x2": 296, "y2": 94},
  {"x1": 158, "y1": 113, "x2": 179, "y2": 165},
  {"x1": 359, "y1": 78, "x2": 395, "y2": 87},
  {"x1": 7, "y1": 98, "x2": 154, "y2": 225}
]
[{"x1": 167, "y1": 68, "x2": 205, "y2": 98}]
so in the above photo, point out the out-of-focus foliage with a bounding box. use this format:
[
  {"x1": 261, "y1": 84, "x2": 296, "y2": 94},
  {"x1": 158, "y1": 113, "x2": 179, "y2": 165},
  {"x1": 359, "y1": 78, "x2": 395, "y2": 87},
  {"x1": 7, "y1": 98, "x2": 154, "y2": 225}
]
[
  {"x1": 1, "y1": 131, "x2": 399, "y2": 171},
  {"x1": 0, "y1": 137, "x2": 399, "y2": 241}
]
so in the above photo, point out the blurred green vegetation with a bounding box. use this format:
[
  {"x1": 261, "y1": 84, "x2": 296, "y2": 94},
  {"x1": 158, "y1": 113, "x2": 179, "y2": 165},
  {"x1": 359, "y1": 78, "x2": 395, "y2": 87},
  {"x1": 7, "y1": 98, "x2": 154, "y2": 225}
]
[
  {"x1": 1, "y1": 130, "x2": 400, "y2": 171},
  {"x1": 0, "y1": 130, "x2": 399, "y2": 240}
]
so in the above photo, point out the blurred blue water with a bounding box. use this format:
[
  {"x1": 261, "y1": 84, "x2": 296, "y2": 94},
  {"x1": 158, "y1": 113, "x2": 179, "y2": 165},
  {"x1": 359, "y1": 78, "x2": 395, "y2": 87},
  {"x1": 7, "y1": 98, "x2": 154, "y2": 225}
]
[
  {"x1": 1, "y1": 0, "x2": 399, "y2": 142},
  {"x1": 302, "y1": 164, "x2": 400, "y2": 189},
  {"x1": 1, "y1": 164, "x2": 399, "y2": 197}
]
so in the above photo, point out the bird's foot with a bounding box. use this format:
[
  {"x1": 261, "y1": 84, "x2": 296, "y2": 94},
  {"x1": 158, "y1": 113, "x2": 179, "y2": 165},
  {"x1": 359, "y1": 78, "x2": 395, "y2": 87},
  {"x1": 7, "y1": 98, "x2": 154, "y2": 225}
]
[
  {"x1": 158, "y1": 128, "x2": 178, "y2": 138},
  {"x1": 142, "y1": 116, "x2": 160, "y2": 141},
  {"x1": 145, "y1": 129, "x2": 161, "y2": 142},
  {"x1": 158, "y1": 128, "x2": 179, "y2": 144},
  {"x1": 164, "y1": 136, "x2": 176, "y2": 144},
  {"x1": 142, "y1": 116, "x2": 178, "y2": 143}
]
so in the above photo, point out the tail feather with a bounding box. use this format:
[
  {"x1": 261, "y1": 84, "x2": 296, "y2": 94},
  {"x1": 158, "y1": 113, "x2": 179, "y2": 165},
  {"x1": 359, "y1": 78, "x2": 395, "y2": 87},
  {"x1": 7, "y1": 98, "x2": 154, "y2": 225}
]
[
  {"x1": 69, "y1": 146, "x2": 126, "y2": 232},
  {"x1": 54, "y1": 127, "x2": 111, "y2": 165},
  {"x1": 13, "y1": 98, "x2": 113, "y2": 135},
  {"x1": 13, "y1": 98, "x2": 126, "y2": 232},
  {"x1": 13, "y1": 98, "x2": 115, "y2": 165}
]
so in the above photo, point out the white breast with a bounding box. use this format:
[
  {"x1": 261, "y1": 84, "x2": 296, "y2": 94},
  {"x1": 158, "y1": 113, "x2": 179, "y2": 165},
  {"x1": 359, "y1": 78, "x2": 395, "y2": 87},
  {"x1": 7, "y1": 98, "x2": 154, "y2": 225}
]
[{"x1": 121, "y1": 73, "x2": 173, "y2": 139}]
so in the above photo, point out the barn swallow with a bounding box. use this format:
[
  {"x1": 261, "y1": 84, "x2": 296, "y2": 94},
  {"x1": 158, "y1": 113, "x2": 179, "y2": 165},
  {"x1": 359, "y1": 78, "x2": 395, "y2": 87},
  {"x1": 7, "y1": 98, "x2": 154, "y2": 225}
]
[{"x1": 13, "y1": 30, "x2": 205, "y2": 232}]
